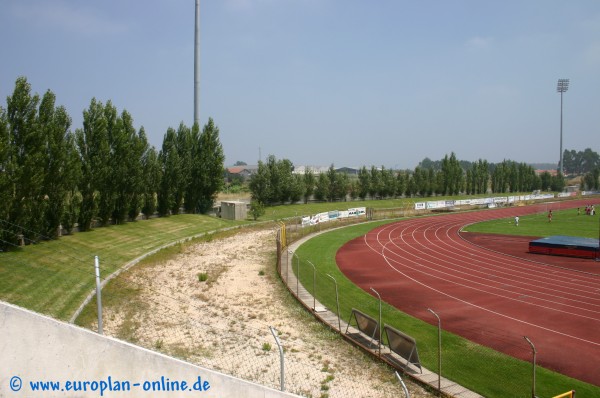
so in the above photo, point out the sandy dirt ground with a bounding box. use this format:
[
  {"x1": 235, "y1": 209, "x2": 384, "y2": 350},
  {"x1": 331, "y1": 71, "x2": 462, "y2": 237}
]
[{"x1": 101, "y1": 227, "x2": 434, "y2": 398}]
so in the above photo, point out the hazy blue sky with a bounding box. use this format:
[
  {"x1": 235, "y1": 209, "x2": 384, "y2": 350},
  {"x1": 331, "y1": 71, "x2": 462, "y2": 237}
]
[{"x1": 2, "y1": 0, "x2": 599, "y2": 169}]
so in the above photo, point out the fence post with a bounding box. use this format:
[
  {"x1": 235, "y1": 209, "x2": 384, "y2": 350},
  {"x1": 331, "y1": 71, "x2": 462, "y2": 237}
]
[
  {"x1": 94, "y1": 255, "x2": 103, "y2": 335},
  {"x1": 370, "y1": 287, "x2": 382, "y2": 357},
  {"x1": 295, "y1": 252, "x2": 300, "y2": 297},
  {"x1": 395, "y1": 371, "x2": 410, "y2": 398},
  {"x1": 326, "y1": 274, "x2": 341, "y2": 331},
  {"x1": 307, "y1": 261, "x2": 316, "y2": 310},
  {"x1": 428, "y1": 309, "x2": 441, "y2": 395},
  {"x1": 286, "y1": 250, "x2": 291, "y2": 284},
  {"x1": 269, "y1": 326, "x2": 285, "y2": 391},
  {"x1": 288, "y1": 250, "x2": 300, "y2": 296},
  {"x1": 524, "y1": 336, "x2": 537, "y2": 398}
]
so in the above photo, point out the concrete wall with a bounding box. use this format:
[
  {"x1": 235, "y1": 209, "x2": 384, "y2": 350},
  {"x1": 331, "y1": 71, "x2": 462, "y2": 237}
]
[
  {"x1": 221, "y1": 201, "x2": 248, "y2": 220},
  {"x1": 0, "y1": 301, "x2": 298, "y2": 398}
]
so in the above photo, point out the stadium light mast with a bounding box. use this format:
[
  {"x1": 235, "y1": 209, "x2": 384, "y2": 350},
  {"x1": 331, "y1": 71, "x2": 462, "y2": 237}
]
[
  {"x1": 194, "y1": 0, "x2": 200, "y2": 126},
  {"x1": 557, "y1": 78, "x2": 569, "y2": 175}
]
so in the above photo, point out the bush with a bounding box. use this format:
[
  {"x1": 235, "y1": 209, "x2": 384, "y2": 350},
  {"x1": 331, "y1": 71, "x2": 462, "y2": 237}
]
[{"x1": 249, "y1": 201, "x2": 265, "y2": 221}]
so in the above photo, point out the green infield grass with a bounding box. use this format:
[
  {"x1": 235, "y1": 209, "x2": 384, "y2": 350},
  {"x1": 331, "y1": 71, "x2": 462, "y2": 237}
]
[{"x1": 463, "y1": 206, "x2": 600, "y2": 239}]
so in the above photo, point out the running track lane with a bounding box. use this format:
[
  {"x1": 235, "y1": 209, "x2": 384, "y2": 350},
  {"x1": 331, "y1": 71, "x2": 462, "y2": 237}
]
[{"x1": 336, "y1": 200, "x2": 600, "y2": 386}]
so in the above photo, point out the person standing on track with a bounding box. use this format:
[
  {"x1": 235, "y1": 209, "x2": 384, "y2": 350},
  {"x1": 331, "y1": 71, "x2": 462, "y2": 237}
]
[{"x1": 548, "y1": 209, "x2": 553, "y2": 222}]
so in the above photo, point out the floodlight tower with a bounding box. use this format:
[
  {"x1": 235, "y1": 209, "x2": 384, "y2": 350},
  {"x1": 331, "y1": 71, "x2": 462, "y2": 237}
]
[
  {"x1": 557, "y1": 78, "x2": 569, "y2": 175},
  {"x1": 194, "y1": 0, "x2": 200, "y2": 126}
]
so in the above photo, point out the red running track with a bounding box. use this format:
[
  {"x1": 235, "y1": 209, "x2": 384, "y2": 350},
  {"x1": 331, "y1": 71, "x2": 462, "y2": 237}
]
[{"x1": 336, "y1": 199, "x2": 600, "y2": 386}]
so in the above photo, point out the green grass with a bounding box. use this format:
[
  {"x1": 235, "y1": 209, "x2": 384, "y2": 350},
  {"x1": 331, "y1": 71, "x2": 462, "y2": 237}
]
[
  {"x1": 463, "y1": 207, "x2": 600, "y2": 239},
  {"x1": 294, "y1": 221, "x2": 600, "y2": 398},
  {"x1": 0, "y1": 215, "x2": 242, "y2": 320}
]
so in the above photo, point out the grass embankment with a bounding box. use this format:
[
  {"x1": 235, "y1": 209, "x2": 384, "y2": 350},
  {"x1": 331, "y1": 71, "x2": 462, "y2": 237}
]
[
  {"x1": 464, "y1": 206, "x2": 600, "y2": 239},
  {"x1": 0, "y1": 194, "x2": 477, "y2": 323},
  {"x1": 0, "y1": 215, "x2": 243, "y2": 320},
  {"x1": 294, "y1": 218, "x2": 599, "y2": 398}
]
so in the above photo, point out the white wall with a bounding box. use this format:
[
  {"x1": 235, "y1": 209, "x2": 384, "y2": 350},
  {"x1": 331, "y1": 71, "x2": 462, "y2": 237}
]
[{"x1": 0, "y1": 301, "x2": 298, "y2": 398}]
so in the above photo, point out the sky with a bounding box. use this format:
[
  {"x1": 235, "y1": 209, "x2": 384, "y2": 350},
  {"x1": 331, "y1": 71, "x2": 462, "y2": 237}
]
[{"x1": 1, "y1": 0, "x2": 599, "y2": 169}]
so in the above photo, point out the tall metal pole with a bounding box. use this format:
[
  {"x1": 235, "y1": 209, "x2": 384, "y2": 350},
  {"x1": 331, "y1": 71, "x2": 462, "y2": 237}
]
[
  {"x1": 557, "y1": 78, "x2": 569, "y2": 175},
  {"x1": 560, "y1": 89, "x2": 563, "y2": 174},
  {"x1": 194, "y1": 0, "x2": 200, "y2": 125}
]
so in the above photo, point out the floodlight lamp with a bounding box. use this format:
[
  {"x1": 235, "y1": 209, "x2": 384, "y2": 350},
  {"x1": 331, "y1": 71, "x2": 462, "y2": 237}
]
[{"x1": 557, "y1": 79, "x2": 570, "y2": 93}]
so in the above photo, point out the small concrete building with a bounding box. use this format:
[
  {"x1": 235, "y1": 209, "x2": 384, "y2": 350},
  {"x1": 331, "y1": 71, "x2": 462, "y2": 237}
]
[{"x1": 220, "y1": 201, "x2": 248, "y2": 220}]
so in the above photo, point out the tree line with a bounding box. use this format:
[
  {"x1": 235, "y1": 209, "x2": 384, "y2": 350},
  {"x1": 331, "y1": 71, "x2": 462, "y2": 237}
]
[
  {"x1": 248, "y1": 152, "x2": 588, "y2": 206},
  {"x1": 0, "y1": 77, "x2": 224, "y2": 249},
  {"x1": 562, "y1": 148, "x2": 600, "y2": 177}
]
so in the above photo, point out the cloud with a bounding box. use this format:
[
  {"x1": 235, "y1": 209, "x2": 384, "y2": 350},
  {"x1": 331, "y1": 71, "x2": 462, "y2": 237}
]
[
  {"x1": 10, "y1": 1, "x2": 128, "y2": 36},
  {"x1": 465, "y1": 36, "x2": 493, "y2": 50}
]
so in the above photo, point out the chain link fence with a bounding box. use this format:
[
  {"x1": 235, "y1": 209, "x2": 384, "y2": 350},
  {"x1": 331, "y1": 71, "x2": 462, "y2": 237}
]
[{"x1": 70, "y1": 225, "x2": 419, "y2": 398}]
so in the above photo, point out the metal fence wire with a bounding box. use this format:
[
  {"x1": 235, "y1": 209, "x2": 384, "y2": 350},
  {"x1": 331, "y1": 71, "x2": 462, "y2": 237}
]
[{"x1": 79, "y1": 223, "x2": 421, "y2": 398}]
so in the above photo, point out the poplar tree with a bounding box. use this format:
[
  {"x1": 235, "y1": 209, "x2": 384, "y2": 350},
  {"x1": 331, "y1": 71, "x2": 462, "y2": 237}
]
[
  {"x1": 174, "y1": 123, "x2": 192, "y2": 214},
  {"x1": 265, "y1": 155, "x2": 281, "y2": 204},
  {"x1": 368, "y1": 166, "x2": 381, "y2": 199},
  {"x1": 38, "y1": 90, "x2": 73, "y2": 238},
  {"x1": 110, "y1": 109, "x2": 140, "y2": 224},
  {"x1": 61, "y1": 133, "x2": 81, "y2": 234},
  {"x1": 97, "y1": 101, "x2": 119, "y2": 225},
  {"x1": 302, "y1": 169, "x2": 315, "y2": 204},
  {"x1": 395, "y1": 171, "x2": 407, "y2": 197},
  {"x1": 76, "y1": 98, "x2": 110, "y2": 231},
  {"x1": 357, "y1": 166, "x2": 369, "y2": 200},
  {"x1": 314, "y1": 173, "x2": 328, "y2": 201},
  {"x1": 381, "y1": 167, "x2": 396, "y2": 198},
  {"x1": 6, "y1": 77, "x2": 46, "y2": 242},
  {"x1": 0, "y1": 104, "x2": 12, "y2": 248},
  {"x1": 325, "y1": 165, "x2": 339, "y2": 202},
  {"x1": 157, "y1": 127, "x2": 180, "y2": 216},
  {"x1": 249, "y1": 159, "x2": 271, "y2": 205},
  {"x1": 127, "y1": 127, "x2": 149, "y2": 221},
  {"x1": 289, "y1": 174, "x2": 305, "y2": 203},
  {"x1": 275, "y1": 158, "x2": 294, "y2": 203},
  {"x1": 141, "y1": 146, "x2": 160, "y2": 218},
  {"x1": 195, "y1": 118, "x2": 224, "y2": 213}
]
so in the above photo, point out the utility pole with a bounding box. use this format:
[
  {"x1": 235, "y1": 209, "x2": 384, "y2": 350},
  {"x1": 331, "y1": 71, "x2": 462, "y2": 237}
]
[
  {"x1": 556, "y1": 78, "x2": 569, "y2": 175},
  {"x1": 194, "y1": 0, "x2": 200, "y2": 125}
]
